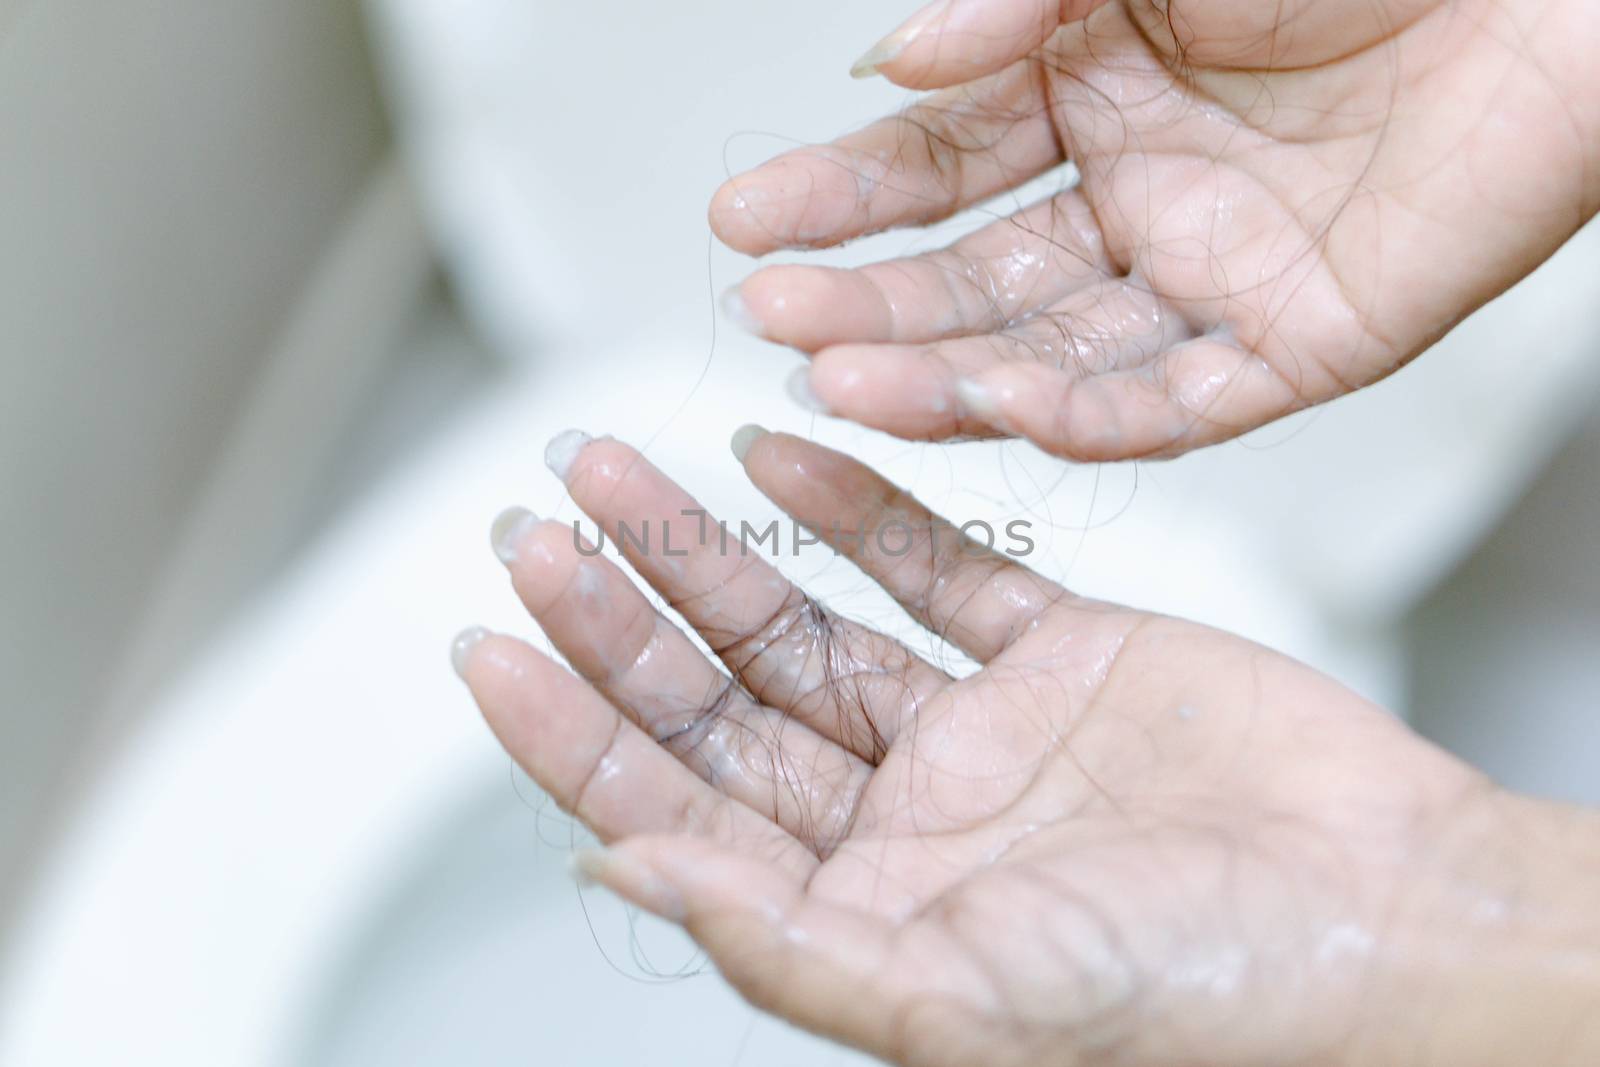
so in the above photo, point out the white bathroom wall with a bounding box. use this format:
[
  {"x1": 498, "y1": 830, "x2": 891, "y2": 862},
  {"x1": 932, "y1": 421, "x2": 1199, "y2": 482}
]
[
  {"x1": 1408, "y1": 392, "x2": 1600, "y2": 807},
  {"x1": 0, "y1": 0, "x2": 403, "y2": 921}
]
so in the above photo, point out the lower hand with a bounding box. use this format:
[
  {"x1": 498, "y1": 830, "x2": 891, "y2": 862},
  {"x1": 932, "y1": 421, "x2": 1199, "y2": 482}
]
[{"x1": 456, "y1": 429, "x2": 1600, "y2": 1065}]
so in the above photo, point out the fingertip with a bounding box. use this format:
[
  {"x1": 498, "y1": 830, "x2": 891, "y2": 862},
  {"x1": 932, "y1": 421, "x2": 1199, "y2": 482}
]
[
  {"x1": 736, "y1": 428, "x2": 814, "y2": 501},
  {"x1": 740, "y1": 265, "x2": 893, "y2": 352},
  {"x1": 809, "y1": 345, "x2": 967, "y2": 440},
  {"x1": 544, "y1": 429, "x2": 593, "y2": 481},
  {"x1": 571, "y1": 846, "x2": 688, "y2": 923},
  {"x1": 850, "y1": 0, "x2": 1087, "y2": 92},
  {"x1": 785, "y1": 366, "x2": 829, "y2": 413},
  {"x1": 730, "y1": 423, "x2": 769, "y2": 463},
  {"x1": 609, "y1": 835, "x2": 807, "y2": 924},
  {"x1": 848, "y1": 35, "x2": 907, "y2": 80},
  {"x1": 545, "y1": 433, "x2": 646, "y2": 504},
  {"x1": 461, "y1": 635, "x2": 576, "y2": 766},
  {"x1": 961, "y1": 363, "x2": 1075, "y2": 450},
  {"x1": 719, "y1": 283, "x2": 766, "y2": 337},
  {"x1": 503, "y1": 518, "x2": 587, "y2": 615},
  {"x1": 738, "y1": 427, "x2": 818, "y2": 498},
  {"x1": 709, "y1": 174, "x2": 787, "y2": 257},
  {"x1": 706, "y1": 178, "x2": 737, "y2": 236},
  {"x1": 848, "y1": 0, "x2": 944, "y2": 83},
  {"x1": 712, "y1": 153, "x2": 874, "y2": 254},
  {"x1": 490, "y1": 506, "x2": 539, "y2": 565},
  {"x1": 958, "y1": 363, "x2": 1123, "y2": 461},
  {"x1": 450, "y1": 625, "x2": 492, "y2": 681}
]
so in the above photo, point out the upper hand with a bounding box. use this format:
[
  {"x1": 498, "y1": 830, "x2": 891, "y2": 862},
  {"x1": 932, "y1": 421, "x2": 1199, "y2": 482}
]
[{"x1": 710, "y1": 0, "x2": 1600, "y2": 460}]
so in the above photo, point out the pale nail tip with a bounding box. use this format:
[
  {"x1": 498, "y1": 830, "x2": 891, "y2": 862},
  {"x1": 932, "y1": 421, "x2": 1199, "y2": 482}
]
[
  {"x1": 490, "y1": 506, "x2": 537, "y2": 564},
  {"x1": 785, "y1": 367, "x2": 827, "y2": 413},
  {"x1": 719, "y1": 286, "x2": 765, "y2": 336},
  {"x1": 848, "y1": 38, "x2": 900, "y2": 79},
  {"x1": 569, "y1": 848, "x2": 607, "y2": 887},
  {"x1": 544, "y1": 429, "x2": 592, "y2": 480},
  {"x1": 730, "y1": 423, "x2": 768, "y2": 462},
  {"x1": 450, "y1": 626, "x2": 490, "y2": 680}
]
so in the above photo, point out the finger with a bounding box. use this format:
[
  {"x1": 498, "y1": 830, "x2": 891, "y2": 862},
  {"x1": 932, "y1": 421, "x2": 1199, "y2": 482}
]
[
  {"x1": 456, "y1": 631, "x2": 804, "y2": 867},
  {"x1": 728, "y1": 190, "x2": 1109, "y2": 352},
  {"x1": 954, "y1": 335, "x2": 1305, "y2": 460},
  {"x1": 709, "y1": 61, "x2": 1061, "y2": 256},
  {"x1": 491, "y1": 512, "x2": 872, "y2": 849},
  {"x1": 852, "y1": 0, "x2": 1110, "y2": 91},
  {"x1": 578, "y1": 836, "x2": 991, "y2": 1067},
  {"x1": 738, "y1": 430, "x2": 1073, "y2": 664},
  {"x1": 548, "y1": 432, "x2": 950, "y2": 762},
  {"x1": 495, "y1": 511, "x2": 746, "y2": 733},
  {"x1": 798, "y1": 277, "x2": 1197, "y2": 441}
]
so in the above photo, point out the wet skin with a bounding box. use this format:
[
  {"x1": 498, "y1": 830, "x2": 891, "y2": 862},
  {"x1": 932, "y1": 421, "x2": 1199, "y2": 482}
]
[
  {"x1": 457, "y1": 428, "x2": 1600, "y2": 1067},
  {"x1": 711, "y1": 0, "x2": 1600, "y2": 460},
  {"x1": 453, "y1": 1, "x2": 1600, "y2": 1057}
]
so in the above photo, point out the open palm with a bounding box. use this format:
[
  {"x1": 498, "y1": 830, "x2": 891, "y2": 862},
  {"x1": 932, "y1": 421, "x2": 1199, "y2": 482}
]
[
  {"x1": 711, "y1": 0, "x2": 1600, "y2": 459},
  {"x1": 456, "y1": 429, "x2": 1535, "y2": 1066}
]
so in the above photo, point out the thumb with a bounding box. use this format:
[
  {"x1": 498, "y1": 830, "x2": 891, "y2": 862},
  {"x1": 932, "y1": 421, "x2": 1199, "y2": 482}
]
[
  {"x1": 850, "y1": 0, "x2": 1110, "y2": 90},
  {"x1": 574, "y1": 835, "x2": 934, "y2": 1062}
]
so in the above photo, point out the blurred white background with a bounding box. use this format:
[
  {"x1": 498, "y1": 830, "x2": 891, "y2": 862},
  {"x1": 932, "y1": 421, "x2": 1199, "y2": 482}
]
[{"x1": 0, "y1": 0, "x2": 1596, "y2": 1063}]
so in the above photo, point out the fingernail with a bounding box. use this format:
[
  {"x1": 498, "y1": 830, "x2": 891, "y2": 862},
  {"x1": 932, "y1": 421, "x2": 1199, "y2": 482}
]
[
  {"x1": 730, "y1": 423, "x2": 768, "y2": 462},
  {"x1": 786, "y1": 367, "x2": 827, "y2": 412},
  {"x1": 570, "y1": 847, "x2": 686, "y2": 923},
  {"x1": 850, "y1": 37, "x2": 903, "y2": 79},
  {"x1": 490, "y1": 506, "x2": 538, "y2": 564},
  {"x1": 544, "y1": 429, "x2": 592, "y2": 481},
  {"x1": 450, "y1": 625, "x2": 490, "y2": 680},
  {"x1": 850, "y1": 0, "x2": 947, "y2": 78},
  {"x1": 569, "y1": 849, "x2": 610, "y2": 889},
  {"x1": 720, "y1": 285, "x2": 765, "y2": 336}
]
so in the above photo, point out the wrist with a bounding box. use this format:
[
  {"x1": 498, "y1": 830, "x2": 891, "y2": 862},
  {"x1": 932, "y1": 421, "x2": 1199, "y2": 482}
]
[{"x1": 1368, "y1": 789, "x2": 1600, "y2": 1066}]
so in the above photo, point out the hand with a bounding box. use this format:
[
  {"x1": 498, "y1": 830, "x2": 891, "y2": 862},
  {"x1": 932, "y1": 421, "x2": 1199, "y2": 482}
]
[
  {"x1": 710, "y1": 0, "x2": 1600, "y2": 460},
  {"x1": 456, "y1": 429, "x2": 1600, "y2": 1065}
]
